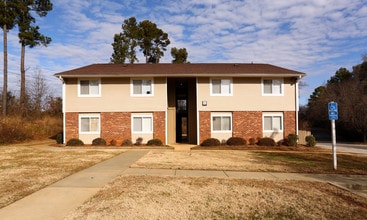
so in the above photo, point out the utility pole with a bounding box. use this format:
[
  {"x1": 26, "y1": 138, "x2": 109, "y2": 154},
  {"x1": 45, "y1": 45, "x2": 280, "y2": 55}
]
[{"x1": 2, "y1": 0, "x2": 8, "y2": 117}]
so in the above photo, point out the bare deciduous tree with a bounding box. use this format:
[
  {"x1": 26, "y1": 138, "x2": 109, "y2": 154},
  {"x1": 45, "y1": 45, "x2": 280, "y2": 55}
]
[{"x1": 27, "y1": 68, "x2": 49, "y2": 117}]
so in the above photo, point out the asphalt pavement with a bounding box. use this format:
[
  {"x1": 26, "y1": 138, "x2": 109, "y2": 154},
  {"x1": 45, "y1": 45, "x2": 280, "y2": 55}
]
[{"x1": 317, "y1": 142, "x2": 367, "y2": 156}]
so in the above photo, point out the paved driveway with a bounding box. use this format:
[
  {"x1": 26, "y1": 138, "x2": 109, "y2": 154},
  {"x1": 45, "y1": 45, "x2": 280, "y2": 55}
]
[{"x1": 317, "y1": 142, "x2": 367, "y2": 156}]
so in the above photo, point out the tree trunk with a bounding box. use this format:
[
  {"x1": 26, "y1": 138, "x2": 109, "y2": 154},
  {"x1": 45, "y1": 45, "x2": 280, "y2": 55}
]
[
  {"x1": 20, "y1": 42, "x2": 26, "y2": 117},
  {"x1": 2, "y1": 24, "x2": 8, "y2": 117}
]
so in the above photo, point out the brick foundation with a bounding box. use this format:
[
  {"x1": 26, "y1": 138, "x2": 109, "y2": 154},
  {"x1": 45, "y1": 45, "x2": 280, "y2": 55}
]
[
  {"x1": 65, "y1": 112, "x2": 79, "y2": 143},
  {"x1": 101, "y1": 112, "x2": 131, "y2": 145},
  {"x1": 232, "y1": 111, "x2": 263, "y2": 141},
  {"x1": 65, "y1": 110, "x2": 297, "y2": 146},
  {"x1": 153, "y1": 111, "x2": 166, "y2": 143}
]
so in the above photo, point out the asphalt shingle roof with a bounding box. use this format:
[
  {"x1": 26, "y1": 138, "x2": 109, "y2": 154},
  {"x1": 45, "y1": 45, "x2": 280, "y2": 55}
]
[{"x1": 54, "y1": 63, "x2": 306, "y2": 78}]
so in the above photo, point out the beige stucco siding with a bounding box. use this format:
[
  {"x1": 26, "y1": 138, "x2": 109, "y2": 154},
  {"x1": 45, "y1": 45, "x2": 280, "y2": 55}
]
[
  {"x1": 197, "y1": 77, "x2": 296, "y2": 111},
  {"x1": 64, "y1": 77, "x2": 167, "y2": 112}
]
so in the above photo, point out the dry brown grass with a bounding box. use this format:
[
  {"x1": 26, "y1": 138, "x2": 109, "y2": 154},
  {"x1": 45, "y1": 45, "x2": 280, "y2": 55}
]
[
  {"x1": 131, "y1": 150, "x2": 367, "y2": 174},
  {"x1": 1, "y1": 142, "x2": 366, "y2": 219},
  {"x1": 64, "y1": 149, "x2": 367, "y2": 219},
  {"x1": 0, "y1": 143, "x2": 124, "y2": 208},
  {"x1": 65, "y1": 176, "x2": 367, "y2": 219},
  {"x1": 0, "y1": 116, "x2": 62, "y2": 144}
]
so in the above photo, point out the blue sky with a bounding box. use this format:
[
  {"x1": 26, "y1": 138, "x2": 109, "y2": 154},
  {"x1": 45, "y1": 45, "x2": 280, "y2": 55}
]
[{"x1": 1, "y1": 0, "x2": 367, "y2": 105}]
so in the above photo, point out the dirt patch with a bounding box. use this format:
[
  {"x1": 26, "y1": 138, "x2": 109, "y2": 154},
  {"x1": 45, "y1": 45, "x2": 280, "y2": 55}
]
[
  {"x1": 65, "y1": 176, "x2": 367, "y2": 219},
  {"x1": 0, "y1": 144, "x2": 124, "y2": 208}
]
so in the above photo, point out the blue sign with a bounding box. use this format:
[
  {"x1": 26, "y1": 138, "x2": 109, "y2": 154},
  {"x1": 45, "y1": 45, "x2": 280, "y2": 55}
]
[{"x1": 328, "y1": 102, "x2": 338, "y2": 120}]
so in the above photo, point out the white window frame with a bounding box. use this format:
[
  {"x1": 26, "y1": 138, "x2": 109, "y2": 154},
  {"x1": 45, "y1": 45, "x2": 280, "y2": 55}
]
[
  {"x1": 211, "y1": 112, "x2": 232, "y2": 133},
  {"x1": 210, "y1": 78, "x2": 233, "y2": 96},
  {"x1": 79, "y1": 114, "x2": 100, "y2": 134},
  {"x1": 262, "y1": 113, "x2": 283, "y2": 132},
  {"x1": 132, "y1": 113, "x2": 153, "y2": 134},
  {"x1": 262, "y1": 78, "x2": 283, "y2": 96},
  {"x1": 78, "y1": 79, "x2": 101, "y2": 97},
  {"x1": 131, "y1": 79, "x2": 154, "y2": 96}
]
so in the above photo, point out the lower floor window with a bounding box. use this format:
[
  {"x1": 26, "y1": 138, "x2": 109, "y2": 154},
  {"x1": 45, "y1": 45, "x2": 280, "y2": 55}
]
[
  {"x1": 211, "y1": 113, "x2": 232, "y2": 132},
  {"x1": 263, "y1": 113, "x2": 283, "y2": 132},
  {"x1": 132, "y1": 114, "x2": 153, "y2": 133},
  {"x1": 80, "y1": 114, "x2": 100, "y2": 134}
]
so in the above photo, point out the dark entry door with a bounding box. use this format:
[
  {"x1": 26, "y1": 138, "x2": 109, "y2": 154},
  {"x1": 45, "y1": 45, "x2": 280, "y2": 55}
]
[{"x1": 176, "y1": 81, "x2": 188, "y2": 143}]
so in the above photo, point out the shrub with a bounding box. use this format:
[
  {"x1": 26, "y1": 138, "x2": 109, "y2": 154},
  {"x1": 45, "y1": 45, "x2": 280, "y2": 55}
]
[
  {"x1": 92, "y1": 137, "x2": 106, "y2": 146},
  {"x1": 121, "y1": 139, "x2": 133, "y2": 146},
  {"x1": 0, "y1": 118, "x2": 31, "y2": 144},
  {"x1": 55, "y1": 132, "x2": 63, "y2": 144},
  {"x1": 135, "y1": 137, "x2": 143, "y2": 146},
  {"x1": 147, "y1": 139, "x2": 163, "y2": 146},
  {"x1": 305, "y1": 135, "x2": 316, "y2": 147},
  {"x1": 287, "y1": 134, "x2": 298, "y2": 147},
  {"x1": 249, "y1": 138, "x2": 257, "y2": 145},
  {"x1": 200, "y1": 138, "x2": 221, "y2": 146},
  {"x1": 226, "y1": 137, "x2": 246, "y2": 146},
  {"x1": 110, "y1": 139, "x2": 117, "y2": 146},
  {"x1": 66, "y1": 138, "x2": 84, "y2": 146},
  {"x1": 257, "y1": 137, "x2": 276, "y2": 146}
]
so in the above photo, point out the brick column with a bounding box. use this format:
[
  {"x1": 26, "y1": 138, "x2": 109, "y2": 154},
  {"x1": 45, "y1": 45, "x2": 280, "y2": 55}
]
[
  {"x1": 101, "y1": 112, "x2": 131, "y2": 145},
  {"x1": 65, "y1": 112, "x2": 79, "y2": 143},
  {"x1": 199, "y1": 111, "x2": 211, "y2": 144},
  {"x1": 284, "y1": 111, "x2": 296, "y2": 138},
  {"x1": 153, "y1": 111, "x2": 166, "y2": 143},
  {"x1": 232, "y1": 111, "x2": 262, "y2": 141}
]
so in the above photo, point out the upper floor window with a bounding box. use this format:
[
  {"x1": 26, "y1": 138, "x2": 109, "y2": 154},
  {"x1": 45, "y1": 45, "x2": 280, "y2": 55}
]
[
  {"x1": 211, "y1": 79, "x2": 232, "y2": 96},
  {"x1": 262, "y1": 79, "x2": 283, "y2": 95},
  {"x1": 79, "y1": 79, "x2": 100, "y2": 97},
  {"x1": 79, "y1": 114, "x2": 100, "y2": 134},
  {"x1": 211, "y1": 112, "x2": 232, "y2": 132},
  {"x1": 131, "y1": 79, "x2": 153, "y2": 96}
]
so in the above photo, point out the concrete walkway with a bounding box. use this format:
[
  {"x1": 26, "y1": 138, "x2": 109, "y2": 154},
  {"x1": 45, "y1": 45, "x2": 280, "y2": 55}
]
[
  {"x1": 0, "y1": 150, "x2": 149, "y2": 220},
  {"x1": 1, "y1": 149, "x2": 366, "y2": 220}
]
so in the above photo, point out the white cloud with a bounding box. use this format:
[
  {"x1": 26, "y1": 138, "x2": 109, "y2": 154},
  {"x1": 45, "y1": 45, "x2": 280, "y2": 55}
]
[{"x1": 1, "y1": 0, "x2": 367, "y2": 103}]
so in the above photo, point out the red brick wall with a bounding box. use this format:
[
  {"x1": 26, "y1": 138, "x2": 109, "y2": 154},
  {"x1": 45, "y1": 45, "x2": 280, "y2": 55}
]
[
  {"x1": 153, "y1": 111, "x2": 166, "y2": 143},
  {"x1": 233, "y1": 111, "x2": 263, "y2": 141},
  {"x1": 199, "y1": 111, "x2": 211, "y2": 144},
  {"x1": 284, "y1": 111, "x2": 296, "y2": 138},
  {"x1": 101, "y1": 112, "x2": 131, "y2": 145},
  {"x1": 65, "y1": 112, "x2": 79, "y2": 143}
]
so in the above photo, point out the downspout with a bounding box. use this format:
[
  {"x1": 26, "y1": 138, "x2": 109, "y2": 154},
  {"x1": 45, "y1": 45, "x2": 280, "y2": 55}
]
[
  {"x1": 58, "y1": 76, "x2": 66, "y2": 144},
  {"x1": 165, "y1": 77, "x2": 168, "y2": 145},
  {"x1": 295, "y1": 77, "x2": 300, "y2": 136},
  {"x1": 196, "y1": 77, "x2": 200, "y2": 145}
]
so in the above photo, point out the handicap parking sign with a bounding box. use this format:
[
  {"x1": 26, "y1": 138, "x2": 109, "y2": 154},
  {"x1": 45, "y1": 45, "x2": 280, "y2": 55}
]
[{"x1": 328, "y1": 102, "x2": 338, "y2": 120}]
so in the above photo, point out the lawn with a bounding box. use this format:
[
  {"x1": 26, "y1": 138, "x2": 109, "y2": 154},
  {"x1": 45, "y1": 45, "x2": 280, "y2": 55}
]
[
  {"x1": 0, "y1": 142, "x2": 124, "y2": 208},
  {"x1": 1, "y1": 142, "x2": 366, "y2": 219},
  {"x1": 65, "y1": 176, "x2": 367, "y2": 219},
  {"x1": 131, "y1": 149, "x2": 367, "y2": 174},
  {"x1": 65, "y1": 147, "x2": 367, "y2": 219}
]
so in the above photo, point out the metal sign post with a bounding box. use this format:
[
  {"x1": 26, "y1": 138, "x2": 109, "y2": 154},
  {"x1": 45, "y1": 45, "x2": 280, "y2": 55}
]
[{"x1": 328, "y1": 102, "x2": 338, "y2": 170}]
